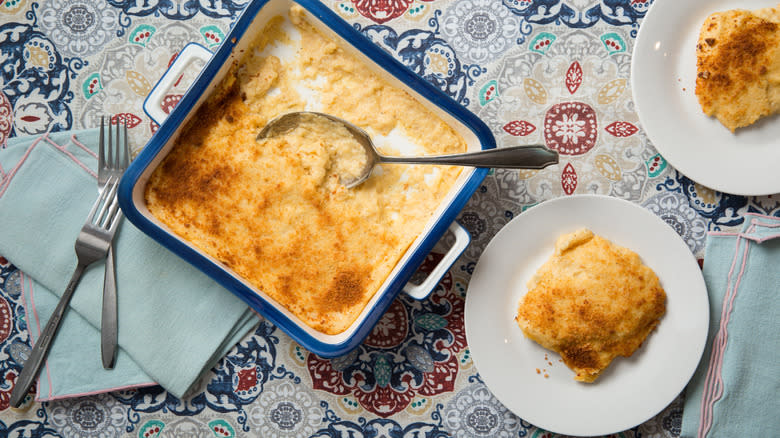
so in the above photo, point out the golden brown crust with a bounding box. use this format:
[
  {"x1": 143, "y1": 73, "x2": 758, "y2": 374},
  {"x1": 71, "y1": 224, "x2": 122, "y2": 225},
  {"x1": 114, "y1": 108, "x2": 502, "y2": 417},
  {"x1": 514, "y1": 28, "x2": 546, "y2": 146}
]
[
  {"x1": 695, "y1": 5, "x2": 780, "y2": 131},
  {"x1": 144, "y1": 7, "x2": 465, "y2": 335},
  {"x1": 515, "y1": 229, "x2": 666, "y2": 382}
]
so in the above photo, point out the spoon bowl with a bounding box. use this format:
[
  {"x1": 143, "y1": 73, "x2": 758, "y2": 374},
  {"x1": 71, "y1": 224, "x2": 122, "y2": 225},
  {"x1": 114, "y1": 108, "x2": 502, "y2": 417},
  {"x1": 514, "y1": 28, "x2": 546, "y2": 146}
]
[{"x1": 257, "y1": 111, "x2": 560, "y2": 188}]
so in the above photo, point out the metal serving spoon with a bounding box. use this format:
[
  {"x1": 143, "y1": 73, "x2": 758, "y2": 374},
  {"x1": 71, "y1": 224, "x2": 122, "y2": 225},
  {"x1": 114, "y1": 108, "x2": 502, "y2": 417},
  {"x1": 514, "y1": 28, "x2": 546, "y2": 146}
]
[{"x1": 257, "y1": 111, "x2": 559, "y2": 188}]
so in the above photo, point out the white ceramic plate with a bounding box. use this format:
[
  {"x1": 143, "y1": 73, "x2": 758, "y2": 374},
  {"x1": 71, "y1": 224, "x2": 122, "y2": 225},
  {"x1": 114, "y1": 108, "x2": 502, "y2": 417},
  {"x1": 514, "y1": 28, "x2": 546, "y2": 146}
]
[
  {"x1": 465, "y1": 195, "x2": 709, "y2": 436},
  {"x1": 631, "y1": 0, "x2": 780, "y2": 196}
]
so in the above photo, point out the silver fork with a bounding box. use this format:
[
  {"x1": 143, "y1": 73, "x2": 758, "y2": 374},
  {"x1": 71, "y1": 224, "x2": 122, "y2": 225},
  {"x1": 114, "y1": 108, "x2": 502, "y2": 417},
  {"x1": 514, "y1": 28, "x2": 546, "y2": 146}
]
[
  {"x1": 98, "y1": 116, "x2": 129, "y2": 370},
  {"x1": 10, "y1": 177, "x2": 124, "y2": 408}
]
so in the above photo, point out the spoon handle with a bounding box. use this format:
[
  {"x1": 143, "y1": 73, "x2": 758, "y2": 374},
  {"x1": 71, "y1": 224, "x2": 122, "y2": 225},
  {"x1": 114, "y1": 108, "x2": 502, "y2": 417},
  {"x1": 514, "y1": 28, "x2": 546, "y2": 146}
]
[{"x1": 378, "y1": 145, "x2": 559, "y2": 169}]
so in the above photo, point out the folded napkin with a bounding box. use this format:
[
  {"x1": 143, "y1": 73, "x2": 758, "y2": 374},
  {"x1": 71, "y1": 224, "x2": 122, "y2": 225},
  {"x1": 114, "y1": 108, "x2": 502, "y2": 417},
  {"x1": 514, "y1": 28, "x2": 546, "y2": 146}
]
[
  {"x1": 681, "y1": 213, "x2": 780, "y2": 437},
  {"x1": 0, "y1": 129, "x2": 259, "y2": 400}
]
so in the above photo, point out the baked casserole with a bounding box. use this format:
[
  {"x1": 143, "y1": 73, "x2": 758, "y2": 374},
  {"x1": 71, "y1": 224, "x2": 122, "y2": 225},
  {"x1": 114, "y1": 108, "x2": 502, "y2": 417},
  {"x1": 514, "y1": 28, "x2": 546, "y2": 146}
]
[{"x1": 144, "y1": 6, "x2": 466, "y2": 335}]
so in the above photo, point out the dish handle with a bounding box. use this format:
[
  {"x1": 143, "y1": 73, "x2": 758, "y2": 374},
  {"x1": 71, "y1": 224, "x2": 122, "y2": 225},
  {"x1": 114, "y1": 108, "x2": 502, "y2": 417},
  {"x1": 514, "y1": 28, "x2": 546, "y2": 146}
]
[
  {"x1": 403, "y1": 222, "x2": 470, "y2": 300},
  {"x1": 143, "y1": 43, "x2": 213, "y2": 125}
]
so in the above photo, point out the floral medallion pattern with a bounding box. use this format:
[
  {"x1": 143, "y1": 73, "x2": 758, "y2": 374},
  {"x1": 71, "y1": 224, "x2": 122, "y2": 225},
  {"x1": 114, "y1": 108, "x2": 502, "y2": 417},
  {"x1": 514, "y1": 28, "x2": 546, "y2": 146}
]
[
  {"x1": 543, "y1": 101, "x2": 598, "y2": 155},
  {"x1": 441, "y1": 379, "x2": 524, "y2": 438},
  {"x1": 37, "y1": 0, "x2": 120, "y2": 58},
  {"x1": 247, "y1": 378, "x2": 325, "y2": 437},
  {"x1": 47, "y1": 393, "x2": 130, "y2": 437},
  {"x1": 474, "y1": 27, "x2": 650, "y2": 203},
  {"x1": 0, "y1": 0, "x2": 768, "y2": 437},
  {"x1": 642, "y1": 190, "x2": 708, "y2": 256},
  {"x1": 440, "y1": 0, "x2": 522, "y2": 65}
]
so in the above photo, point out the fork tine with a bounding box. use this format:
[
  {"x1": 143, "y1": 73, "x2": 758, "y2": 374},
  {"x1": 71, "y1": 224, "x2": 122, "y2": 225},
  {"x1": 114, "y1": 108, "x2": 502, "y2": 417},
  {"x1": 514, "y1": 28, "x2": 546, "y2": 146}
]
[
  {"x1": 93, "y1": 177, "x2": 119, "y2": 227},
  {"x1": 123, "y1": 120, "x2": 130, "y2": 170},
  {"x1": 114, "y1": 118, "x2": 120, "y2": 169},
  {"x1": 102, "y1": 181, "x2": 121, "y2": 230},
  {"x1": 99, "y1": 117, "x2": 105, "y2": 177},
  {"x1": 88, "y1": 176, "x2": 114, "y2": 221},
  {"x1": 107, "y1": 117, "x2": 113, "y2": 168},
  {"x1": 108, "y1": 196, "x2": 123, "y2": 232}
]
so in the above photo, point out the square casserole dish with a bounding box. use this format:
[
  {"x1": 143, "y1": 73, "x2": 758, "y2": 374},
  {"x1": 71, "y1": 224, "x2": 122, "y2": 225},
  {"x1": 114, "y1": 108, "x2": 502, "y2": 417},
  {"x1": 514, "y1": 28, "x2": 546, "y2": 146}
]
[{"x1": 118, "y1": 0, "x2": 494, "y2": 357}]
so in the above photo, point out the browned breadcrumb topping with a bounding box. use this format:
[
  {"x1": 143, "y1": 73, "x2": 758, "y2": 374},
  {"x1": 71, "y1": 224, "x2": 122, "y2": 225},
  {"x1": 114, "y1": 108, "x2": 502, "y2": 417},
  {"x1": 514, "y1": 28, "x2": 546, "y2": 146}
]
[
  {"x1": 516, "y1": 229, "x2": 666, "y2": 383},
  {"x1": 144, "y1": 8, "x2": 465, "y2": 335},
  {"x1": 695, "y1": 6, "x2": 780, "y2": 131}
]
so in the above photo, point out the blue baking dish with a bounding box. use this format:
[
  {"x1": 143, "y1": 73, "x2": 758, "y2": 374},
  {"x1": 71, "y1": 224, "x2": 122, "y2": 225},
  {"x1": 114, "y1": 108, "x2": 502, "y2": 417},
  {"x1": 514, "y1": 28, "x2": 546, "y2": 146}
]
[{"x1": 118, "y1": 0, "x2": 493, "y2": 357}]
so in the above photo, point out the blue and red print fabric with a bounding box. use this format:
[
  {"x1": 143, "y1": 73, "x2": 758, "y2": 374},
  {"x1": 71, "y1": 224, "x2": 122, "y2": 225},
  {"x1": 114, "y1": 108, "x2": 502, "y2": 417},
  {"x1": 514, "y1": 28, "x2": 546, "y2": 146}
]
[{"x1": 0, "y1": 1, "x2": 776, "y2": 437}]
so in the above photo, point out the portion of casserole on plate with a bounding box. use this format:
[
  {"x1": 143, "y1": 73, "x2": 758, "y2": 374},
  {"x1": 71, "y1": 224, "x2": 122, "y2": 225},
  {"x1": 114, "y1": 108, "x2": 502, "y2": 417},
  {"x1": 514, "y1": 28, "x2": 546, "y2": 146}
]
[
  {"x1": 515, "y1": 229, "x2": 666, "y2": 382},
  {"x1": 695, "y1": 3, "x2": 780, "y2": 131},
  {"x1": 144, "y1": 6, "x2": 465, "y2": 334}
]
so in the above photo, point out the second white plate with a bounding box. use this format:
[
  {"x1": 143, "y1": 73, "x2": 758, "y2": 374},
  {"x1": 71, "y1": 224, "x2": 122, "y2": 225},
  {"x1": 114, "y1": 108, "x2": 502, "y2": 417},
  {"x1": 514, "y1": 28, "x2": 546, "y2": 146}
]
[
  {"x1": 465, "y1": 195, "x2": 709, "y2": 436},
  {"x1": 631, "y1": 0, "x2": 780, "y2": 196}
]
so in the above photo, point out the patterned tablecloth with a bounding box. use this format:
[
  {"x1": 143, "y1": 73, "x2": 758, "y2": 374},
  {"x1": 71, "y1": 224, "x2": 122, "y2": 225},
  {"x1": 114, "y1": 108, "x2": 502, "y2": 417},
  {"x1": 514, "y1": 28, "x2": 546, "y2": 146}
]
[{"x1": 1, "y1": 0, "x2": 777, "y2": 436}]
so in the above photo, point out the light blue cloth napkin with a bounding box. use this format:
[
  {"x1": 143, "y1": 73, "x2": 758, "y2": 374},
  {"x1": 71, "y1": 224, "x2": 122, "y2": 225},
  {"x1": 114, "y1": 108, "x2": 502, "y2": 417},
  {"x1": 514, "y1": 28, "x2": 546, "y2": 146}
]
[
  {"x1": 681, "y1": 213, "x2": 780, "y2": 437},
  {"x1": 17, "y1": 270, "x2": 157, "y2": 399},
  {"x1": 0, "y1": 129, "x2": 259, "y2": 400}
]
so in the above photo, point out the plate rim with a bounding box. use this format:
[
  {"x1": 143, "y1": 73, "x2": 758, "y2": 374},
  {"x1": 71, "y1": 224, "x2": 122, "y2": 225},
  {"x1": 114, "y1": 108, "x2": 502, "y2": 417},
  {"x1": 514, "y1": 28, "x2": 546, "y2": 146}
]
[
  {"x1": 630, "y1": 0, "x2": 780, "y2": 196},
  {"x1": 464, "y1": 194, "x2": 710, "y2": 436}
]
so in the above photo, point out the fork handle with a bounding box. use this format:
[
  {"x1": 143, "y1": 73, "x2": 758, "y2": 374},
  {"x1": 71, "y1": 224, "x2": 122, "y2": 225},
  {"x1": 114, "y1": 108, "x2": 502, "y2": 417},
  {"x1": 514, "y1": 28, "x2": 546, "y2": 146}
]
[
  {"x1": 101, "y1": 245, "x2": 118, "y2": 369},
  {"x1": 10, "y1": 264, "x2": 86, "y2": 408}
]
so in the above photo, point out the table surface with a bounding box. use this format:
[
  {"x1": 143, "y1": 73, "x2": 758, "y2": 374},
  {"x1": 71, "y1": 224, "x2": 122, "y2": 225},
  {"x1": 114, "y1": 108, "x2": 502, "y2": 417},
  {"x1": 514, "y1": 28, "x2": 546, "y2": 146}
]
[{"x1": 1, "y1": 0, "x2": 777, "y2": 436}]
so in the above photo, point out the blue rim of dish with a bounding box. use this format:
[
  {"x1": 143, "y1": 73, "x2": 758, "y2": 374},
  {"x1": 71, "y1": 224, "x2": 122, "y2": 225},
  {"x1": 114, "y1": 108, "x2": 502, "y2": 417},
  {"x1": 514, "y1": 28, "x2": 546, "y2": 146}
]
[{"x1": 119, "y1": 0, "x2": 493, "y2": 357}]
